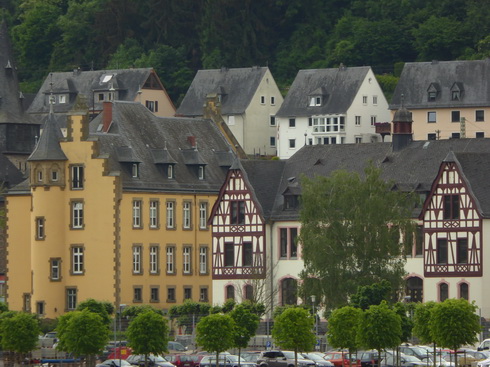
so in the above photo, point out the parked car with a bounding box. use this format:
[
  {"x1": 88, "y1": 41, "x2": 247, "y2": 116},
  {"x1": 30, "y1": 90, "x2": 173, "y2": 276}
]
[
  {"x1": 357, "y1": 351, "x2": 380, "y2": 367},
  {"x1": 97, "y1": 359, "x2": 133, "y2": 367},
  {"x1": 242, "y1": 352, "x2": 263, "y2": 366},
  {"x1": 168, "y1": 341, "x2": 188, "y2": 353},
  {"x1": 477, "y1": 357, "x2": 490, "y2": 367},
  {"x1": 126, "y1": 354, "x2": 174, "y2": 367},
  {"x1": 199, "y1": 354, "x2": 255, "y2": 367},
  {"x1": 257, "y1": 351, "x2": 316, "y2": 367},
  {"x1": 478, "y1": 340, "x2": 490, "y2": 351},
  {"x1": 166, "y1": 354, "x2": 201, "y2": 367},
  {"x1": 382, "y1": 354, "x2": 430, "y2": 367},
  {"x1": 301, "y1": 353, "x2": 334, "y2": 367},
  {"x1": 399, "y1": 346, "x2": 432, "y2": 362},
  {"x1": 323, "y1": 352, "x2": 360, "y2": 367}
]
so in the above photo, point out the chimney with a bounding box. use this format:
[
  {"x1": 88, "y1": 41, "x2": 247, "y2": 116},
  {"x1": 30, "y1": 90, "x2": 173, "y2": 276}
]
[
  {"x1": 102, "y1": 101, "x2": 113, "y2": 132},
  {"x1": 187, "y1": 135, "x2": 196, "y2": 149},
  {"x1": 392, "y1": 106, "x2": 413, "y2": 152}
]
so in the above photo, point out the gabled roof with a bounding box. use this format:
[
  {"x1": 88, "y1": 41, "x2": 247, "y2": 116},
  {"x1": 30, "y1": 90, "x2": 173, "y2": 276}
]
[
  {"x1": 176, "y1": 66, "x2": 268, "y2": 116},
  {"x1": 390, "y1": 59, "x2": 490, "y2": 109},
  {"x1": 89, "y1": 101, "x2": 234, "y2": 192},
  {"x1": 276, "y1": 66, "x2": 371, "y2": 117}
]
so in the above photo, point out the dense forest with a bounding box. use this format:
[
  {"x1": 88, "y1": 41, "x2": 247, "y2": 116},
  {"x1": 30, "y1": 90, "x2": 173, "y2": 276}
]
[{"x1": 2, "y1": 0, "x2": 490, "y2": 105}]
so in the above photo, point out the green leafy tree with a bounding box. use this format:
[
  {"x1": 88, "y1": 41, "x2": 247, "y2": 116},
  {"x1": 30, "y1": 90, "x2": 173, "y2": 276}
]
[
  {"x1": 77, "y1": 298, "x2": 112, "y2": 325},
  {"x1": 413, "y1": 302, "x2": 438, "y2": 367},
  {"x1": 430, "y1": 299, "x2": 481, "y2": 367},
  {"x1": 122, "y1": 305, "x2": 163, "y2": 318},
  {"x1": 299, "y1": 164, "x2": 416, "y2": 310},
  {"x1": 57, "y1": 309, "x2": 110, "y2": 367},
  {"x1": 350, "y1": 280, "x2": 392, "y2": 310},
  {"x1": 168, "y1": 300, "x2": 211, "y2": 335},
  {"x1": 229, "y1": 304, "x2": 260, "y2": 364},
  {"x1": 272, "y1": 307, "x2": 316, "y2": 367},
  {"x1": 357, "y1": 302, "x2": 402, "y2": 364},
  {"x1": 327, "y1": 306, "x2": 362, "y2": 360},
  {"x1": 127, "y1": 310, "x2": 170, "y2": 367},
  {"x1": 0, "y1": 312, "x2": 40, "y2": 364},
  {"x1": 196, "y1": 313, "x2": 235, "y2": 364},
  {"x1": 393, "y1": 302, "x2": 413, "y2": 343}
]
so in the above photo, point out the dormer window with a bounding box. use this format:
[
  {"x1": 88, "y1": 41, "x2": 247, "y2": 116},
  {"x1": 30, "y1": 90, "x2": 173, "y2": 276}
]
[
  {"x1": 452, "y1": 91, "x2": 460, "y2": 101},
  {"x1": 132, "y1": 163, "x2": 139, "y2": 178},
  {"x1": 427, "y1": 83, "x2": 440, "y2": 102},
  {"x1": 167, "y1": 164, "x2": 174, "y2": 179},
  {"x1": 451, "y1": 82, "x2": 464, "y2": 101},
  {"x1": 428, "y1": 91, "x2": 437, "y2": 101},
  {"x1": 58, "y1": 95, "x2": 67, "y2": 104},
  {"x1": 51, "y1": 170, "x2": 59, "y2": 181},
  {"x1": 198, "y1": 165, "x2": 205, "y2": 180},
  {"x1": 309, "y1": 96, "x2": 322, "y2": 106}
]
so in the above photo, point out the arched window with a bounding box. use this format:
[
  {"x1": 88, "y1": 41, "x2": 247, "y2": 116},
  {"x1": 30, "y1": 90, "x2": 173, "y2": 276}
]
[
  {"x1": 225, "y1": 285, "x2": 235, "y2": 301},
  {"x1": 405, "y1": 276, "x2": 423, "y2": 303},
  {"x1": 439, "y1": 283, "x2": 449, "y2": 302},
  {"x1": 281, "y1": 278, "x2": 298, "y2": 306},
  {"x1": 244, "y1": 284, "x2": 253, "y2": 301},
  {"x1": 459, "y1": 283, "x2": 469, "y2": 300}
]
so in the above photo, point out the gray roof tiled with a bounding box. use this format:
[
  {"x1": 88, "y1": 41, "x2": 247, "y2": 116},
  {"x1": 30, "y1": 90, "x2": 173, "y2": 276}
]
[
  {"x1": 176, "y1": 67, "x2": 268, "y2": 116},
  {"x1": 390, "y1": 59, "x2": 490, "y2": 109},
  {"x1": 89, "y1": 101, "x2": 234, "y2": 193},
  {"x1": 276, "y1": 66, "x2": 371, "y2": 117},
  {"x1": 28, "y1": 112, "x2": 67, "y2": 161}
]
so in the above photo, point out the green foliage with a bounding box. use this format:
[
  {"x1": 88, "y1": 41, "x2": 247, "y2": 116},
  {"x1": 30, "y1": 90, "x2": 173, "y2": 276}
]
[
  {"x1": 327, "y1": 306, "x2": 362, "y2": 352},
  {"x1": 393, "y1": 302, "x2": 413, "y2": 343},
  {"x1": 196, "y1": 313, "x2": 235, "y2": 357},
  {"x1": 0, "y1": 302, "x2": 8, "y2": 314},
  {"x1": 350, "y1": 280, "x2": 392, "y2": 310},
  {"x1": 272, "y1": 307, "x2": 316, "y2": 354},
  {"x1": 221, "y1": 299, "x2": 237, "y2": 313},
  {"x1": 76, "y1": 298, "x2": 112, "y2": 325},
  {"x1": 413, "y1": 301, "x2": 437, "y2": 345},
  {"x1": 0, "y1": 312, "x2": 40, "y2": 354},
  {"x1": 127, "y1": 310, "x2": 170, "y2": 356},
  {"x1": 39, "y1": 318, "x2": 58, "y2": 334},
  {"x1": 429, "y1": 299, "x2": 481, "y2": 352},
  {"x1": 229, "y1": 304, "x2": 260, "y2": 350},
  {"x1": 376, "y1": 74, "x2": 399, "y2": 102},
  {"x1": 273, "y1": 304, "x2": 310, "y2": 319},
  {"x1": 299, "y1": 164, "x2": 416, "y2": 310},
  {"x1": 122, "y1": 305, "x2": 163, "y2": 318}
]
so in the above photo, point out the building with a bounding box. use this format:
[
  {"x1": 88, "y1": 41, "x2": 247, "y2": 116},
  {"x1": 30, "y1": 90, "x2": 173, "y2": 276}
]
[
  {"x1": 28, "y1": 68, "x2": 176, "y2": 135},
  {"x1": 275, "y1": 66, "x2": 390, "y2": 159},
  {"x1": 390, "y1": 59, "x2": 490, "y2": 141},
  {"x1": 6, "y1": 98, "x2": 236, "y2": 318},
  {"x1": 209, "y1": 107, "x2": 490, "y2": 324},
  {"x1": 176, "y1": 67, "x2": 283, "y2": 157}
]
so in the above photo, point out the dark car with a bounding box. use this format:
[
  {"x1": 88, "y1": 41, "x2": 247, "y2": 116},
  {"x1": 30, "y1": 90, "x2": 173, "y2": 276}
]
[
  {"x1": 357, "y1": 351, "x2": 380, "y2": 367},
  {"x1": 166, "y1": 354, "x2": 201, "y2": 367},
  {"x1": 199, "y1": 354, "x2": 255, "y2": 367},
  {"x1": 382, "y1": 354, "x2": 430, "y2": 367},
  {"x1": 126, "y1": 354, "x2": 174, "y2": 367},
  {"x1": 301, "y1": 353, "x2": 334, "y2": 367},
  {"x1": 257, "y1": 351, "x2": 316, "y2": 367}
]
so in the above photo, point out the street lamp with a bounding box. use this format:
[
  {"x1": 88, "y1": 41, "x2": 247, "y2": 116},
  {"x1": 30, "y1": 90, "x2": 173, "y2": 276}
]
[
  {"x1": 113, "y1": 304, "x2": 126, "y2": 365},
  {"x1": 311, "y1": 295, "x2": 318, "y2": 350}
]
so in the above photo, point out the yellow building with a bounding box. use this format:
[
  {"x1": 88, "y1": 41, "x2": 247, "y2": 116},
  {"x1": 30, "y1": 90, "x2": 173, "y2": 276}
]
[{"x1": 6, "y1": 99, "x2": 235, "y2": 318}]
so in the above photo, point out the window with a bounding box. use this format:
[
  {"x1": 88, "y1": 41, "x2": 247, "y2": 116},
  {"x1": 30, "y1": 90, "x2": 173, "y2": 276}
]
[
  {"x1": 149, "y1": 245, "x2": 159, "y2": 274},
  {"x1": 132, "y1": 200, "x2": 142, "y2": 228},
  {"x1": 284, "y1": 194, "x2": 299, "y2": 210},
  {"x1": 443, "y1": 194, "x2": 460, "y2": 219},
  {"x1": 230, "y1": 201, "x2": 245, "y2": 224},
  {"x1": 270, "y1": 136, "x2": 276, "y2": 147},
  {"x1": 439, "y1": 283, "x2": 449, "y2": 302},
  {"x1": 167, "y1": 287, "x2": 176, "y2": 302},
  {"x1": 166, "y1": 246, "x2": 175, "y2": 274},
  {"x1": 355, "y1": 137, "x2": 362, "y2": 144},
  {"x1": 476, "y1": 110, "x2": 485, "y2": 122},
  {"x1": 37, "y1": 170, "x2": 43, "y2": 182},
  {"x1": 66, "y1": 288, "x2": 77, "y2": 310},
  {"x1": 476, "y1": 132, "x2": 485, "y2": 138},
  {"x1": 71, "y1": 165, "x2": 84, "y2": 189},
  {"x1": 460, "y1": 283, "x2": 469, "y2": 300},
  {"x1": 279, "y1": 228, "x2": 298, "y2": 258},
  {"x1": 36, "y1": 301, "x2": 45, "y2": 316},
  {"x1": 199, "y1": 202, "x2": 207, "y2": 229},
  {"x1": 183, "y1": 247, "x2": 191, "y2": 274},
  {"x1": 183, "y1": 202, "x2": 191, "y2": 229},
  {"x1": 228, "y1": 115, "x2": 235, "y2": 125},
  {"x1": 244, "y1": 284, "x2": 253, "y2": 301},
  {"x1": 242, "y1": 242, "x2": 253, "y2": 266},
  {"x1": 145, "y1": 100, "x2": 158, "y2": 112},
  {"x1": 281, "y1": 278, "x2": 298, "y2": 306},
  {"x1": 199, "y1": 247, "x2": 208, "y2": 274},
  {"x1": 133, "y1": 245, "x2": 142, "y2": 274},
  {"x1": 59, "y1": 95, "x2": 66, "y2": 104},
  {"x1": 200, "y1": 287, "x2": 209, "y2": 302},
  {"x1": 23, "y1": 294, "x2": 31, "y2": 312},
  {"x1": 437, "y1": 239, "x2": 448, "y2": 264},
  {"x1": 415, "y1": 226, "x2": 423, "y2": 256},
  {"x1": 65, "y1": 194, "x2": 79, "y2": 225},
  {"x1": 270, "y1": 116, "x2": 276, "y2": 126},
  {"x1": 166, "y1": 201, "x2": 175, "y2": 228},
  {"x1": 167, "y1": 164, "x2": 174, "y2": 179},
  {"x1": 198, "y1": 165, "x2": 205, "y2": 180},
  {"x1": 406, "y1": 276, "x2": 423, "y2": 303},
  {"x1": 72, "y1": 246, "x2": 84, "y2": 274},
  {"x1": 150, "y1": 287, "x2": 159, "y2": 302},
  {"x1": 289, "y1": 139, "x2": 296, "y2": 148},
  {"x1": 98, "y1": 93, "x2": 105, "y2": 101},
  {"x1": 150, "y1": 200, "x2": 159, "y2": 229},
  {"x1": 50, "y1": 258, "x2": 61, "y2": 281},
  {"x1": 36, "y1": 217, "x2": 45, "y2": 240},
  {"x1": 224, "y1": 243, "x2": 234, "y2": 267},
  {"x1": 428, "y1": 91, "x2": 437, "y2": 102},
  {"x1": 271, "y1": 96, "x2": 275, "y2": 105},
  {"x1": 452, "y1": 132, "x2": 460, "y2": 139},
  {"x1": 427, "y1": 112, "x2": 436, "y2": 123},
  {"x1": 226, "y1": 285, "x2": 235, "y2": 301},
  {"x1": 184, "y1": 287, "x2": 192, "y2": 300},
  {"x1": 428, "y1": 133, "x2": 437, "y2": 140},
  {"x1": 289, "y1": 118, "x2": 296, "y2": 128},
  {"x1": 452, "y1": 90, "x2": 461, "y2": 101},
  {"x1": 355, "y1": 116, "x2": 361, "y2": 125},
  {"x1": 362, "y1": 95, "x2": 368, "y2": 104},
  {"x1": 133, "y1": 287, "x2": 142, "y2": 302},
  {"x1": 451, "y1": 111, "x2": 460, "y2": 123},
  {"x1": 132, "y1": 163, "x2": 139, "y2": 178},
  {"x1": 309, "y1": 96, "x2": 322, "y2": 106},
  {"x1": 457, "y1": 238, "x2": 468, "y2": 264},
  {"x1": 373, "y1": 96, "x2": 378, "y2": 105},
  {"x1": 51, "y1": 170, "x2": 58, "y2": 181},
  {"x1": 260, "y1": 96, "x2": 265, "y2": 104},
  {"x1": 371, "y1": 116, "x2": 377, "y2": 126}
]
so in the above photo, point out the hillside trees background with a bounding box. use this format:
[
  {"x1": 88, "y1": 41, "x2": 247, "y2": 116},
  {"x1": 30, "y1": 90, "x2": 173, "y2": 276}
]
[{"x1": 3, "y1": 0, "x2": 490, "y2": 104}]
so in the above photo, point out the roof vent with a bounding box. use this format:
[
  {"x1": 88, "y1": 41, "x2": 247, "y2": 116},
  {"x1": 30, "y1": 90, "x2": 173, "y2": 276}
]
[{"x1": 423, "y1": 142, "x2": 430, "y2": 149}]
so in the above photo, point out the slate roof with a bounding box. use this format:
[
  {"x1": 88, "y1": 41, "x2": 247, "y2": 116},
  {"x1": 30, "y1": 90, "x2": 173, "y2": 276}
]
[
  {"x1": 176, "y1": 66, "x2": 268, "y2": 116},
  {"x1": 89, "y1": 101, "x2": 235, "y2": 193},
  {"x1": 275, "y1": 66, "x2": 371, "y2": 117},
  {"x1": 28, "y1": 112, "x2": 67, "y2": 161},
  {"x1": 390, "y1": 59, "x2": 490, "y2": 110}
]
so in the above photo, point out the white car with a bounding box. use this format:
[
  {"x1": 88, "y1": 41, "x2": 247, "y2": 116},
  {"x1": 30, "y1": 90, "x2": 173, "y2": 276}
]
[{"x1": 477, "y1": 358, "x2": 490, "y2": 367}]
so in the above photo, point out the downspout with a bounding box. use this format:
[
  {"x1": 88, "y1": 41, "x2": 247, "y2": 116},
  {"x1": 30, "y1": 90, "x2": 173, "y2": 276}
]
[
  {"x1": 114, "y1": 186, "x2": 122, "y2": 308},
  {"x1": 269, "y1": 219, "x2": 274, "y2": 342}
]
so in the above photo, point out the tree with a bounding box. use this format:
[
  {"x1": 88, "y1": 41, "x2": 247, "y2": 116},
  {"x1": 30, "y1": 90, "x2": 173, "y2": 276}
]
[
  {"x1": 77, "y1": 298, "x2": 112, "y2": 326},
  {"x1": 196, "y1": 313, "x2": 235, "y2": 365},
  {"x1": 0, "y1": 312, "x2": 40, "y2": 364},
  {"x1": 272, "y1": 307, "x2": 316, "y2": 367},
  {"x1": 127, "y1": 310, "x2": 170, "y2": 367},
  {"x1": 229, "y1": 304, "x2": 260, "y2": 364},
  {"x1": 357, "y1": 302, "x2": 402, "y2": 365},
  {"x1": 327, "y1": 306, "x2": 362, "y2": 361},
  {"x1": 299, "y1": 164, "x2": 416, "y2": 310},
  {"x1": 413, "y1": 302, "x2": 437, "y2": 367},
  {"x1": 57, "y1": 309, "x2": 110, "y2": 367},
  {"x1": 350, "y1": 280, "x2": 392, "y2": 310},
  {"x1": 430, "y1": 299, "x2": 481, "y2": 367}
]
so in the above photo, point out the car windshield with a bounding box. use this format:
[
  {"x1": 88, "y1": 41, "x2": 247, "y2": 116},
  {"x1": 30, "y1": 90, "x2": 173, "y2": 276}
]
[
  {"x1": 283, "y1": 352, "x2": 296, "y2": 359},
  {"x1": 203, "y1": 356, "x2": 244, "y2": 363},
  {"x1": 304, "y1": 354, "x2": 322, "y2": 361},
  {"x1": 404, "y1": 355, "x2": 423, "y2": 362}
]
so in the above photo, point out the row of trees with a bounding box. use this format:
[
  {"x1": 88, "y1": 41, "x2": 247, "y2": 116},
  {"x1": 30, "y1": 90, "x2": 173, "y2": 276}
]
[{"x1": 2, "y1": 0, "x2": 490, "y2": 103}]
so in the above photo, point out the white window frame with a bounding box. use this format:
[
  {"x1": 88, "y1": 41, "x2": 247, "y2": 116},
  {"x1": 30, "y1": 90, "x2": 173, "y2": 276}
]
[
  {"x1": 72, "y1": 247, "x2": 84, "y2": 274},
  {"x1": 260, "y1": 95, "x2": 265, "y2": 104},
  {"x1": 133, "y1": 200, "x2": 142, "y2": 228},
  {"x1": 67, "y1": 288, "x2": 77, "y2": 310},
  {"x1": 198, "y1": 166, "x2": 205, "y2": 180},
  {"x1": 149, "y1": 200, "x2": 159, "y2": 229},
  {"x1": 270, "y1": 96, "x2": 275, "y2": 105},
  {"x1": 183, "y1": 247, "x2": 191, "y2": 274},
  {"x1": 373, "y1": 95, "x2": 378, "y2": 105},
  {"x1": 72, "y1": 202, "x2": 84, "y2": 229},
  {"x1": 183, "y1": 202, "x2": 191, "y2": 229},
  {"x1": 168, "y1": 164, "x2": 174, "y2": 179},
  {"x1": 133, "y1": 246, "x2": 142, "y2": 274},
  {"x1": 132, "y1": 163, "x2": 139, "y2": 178},
  {"x1": 51, "y1": 259, "x2": 60, "y2": 280},
  {"x1": 270, "y1": 115, "x2": 276, "y2": 126},
  {"x1": 228, "y1": 115, "x2": 235, "y2": 125},
  {"x1": 355, "y1": 116, "x2": 361, "y2": 126},
  {"x1": 289, "y1": 139, "x2": 296, "y2": 149},
  {"x1": 149, "y1": 246, "x2": 159, "y2": 274},
  {"x1": 59, "y1": 95, "x2": 67, "y2": 104},
  {"x1": 199, "y1": 247, "x2": 207, "y2": 274},
  {"x1": 166, "y1": 201, "x2": 175, "y2": 228},
  {"x1": 166, "y1": 246, "x2": 174, "y2": 274},
  {"x1": 36, "y1": 217, "x2": 45, "y2": 240},
  {"x1": 362, "y1": 95, "x2": 368, "y2": 104},
  {"x1": 270, "y1": 136, "x2": 276, "y2": 147},
  {"x1": 371, "y1": 115, "x2": 377, "y2": 126},
  {"x1": 199, "y1": 202, "x2": 207, "y2": 229},
  {"x1": 356, "y1": 137, "x2": 362, "y2": 144},
  {"x1": 428, "y1": 111, "x2": 437, "y2": 123}
]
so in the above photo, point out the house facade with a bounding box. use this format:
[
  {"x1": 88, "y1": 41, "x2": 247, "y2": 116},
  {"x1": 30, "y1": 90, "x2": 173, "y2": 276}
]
[
  {"x1": 6, "y1": 99, "x2": 235, "y2": 318},
  {"x1": 176, "y1": 67, "x2": 283, "y2": 157},
  {"x1": 390, "y1": 59, "x2": 490, "y2": 141},
  {"x1": 275, "y1": 66, "x2": 390, "y2": 159}
]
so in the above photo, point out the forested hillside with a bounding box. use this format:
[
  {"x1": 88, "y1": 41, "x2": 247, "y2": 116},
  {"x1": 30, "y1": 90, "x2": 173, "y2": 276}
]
[{"x1": 2, "y1": 0, "x2": 490, "y2": 105}]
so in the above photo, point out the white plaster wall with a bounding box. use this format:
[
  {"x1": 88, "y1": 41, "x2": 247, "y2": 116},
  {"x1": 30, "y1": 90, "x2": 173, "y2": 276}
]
[
  {"x1": 224, "y1": 114, "x2": 245, "y2": 149},
  {"x1": 277, "y1": 116, "x2": 310, "y2": 159}
]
